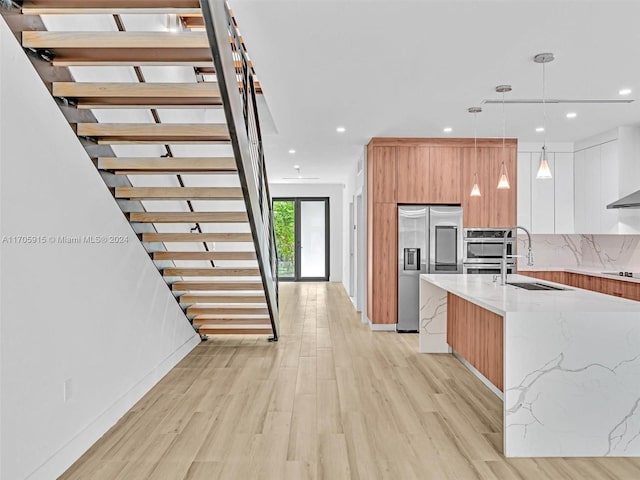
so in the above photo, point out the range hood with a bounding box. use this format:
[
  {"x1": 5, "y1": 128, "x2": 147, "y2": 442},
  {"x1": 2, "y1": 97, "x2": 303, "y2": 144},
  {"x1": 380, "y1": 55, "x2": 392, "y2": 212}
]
[{"x1": 607, "y1": 190, "x2": 640, "y2": 209}]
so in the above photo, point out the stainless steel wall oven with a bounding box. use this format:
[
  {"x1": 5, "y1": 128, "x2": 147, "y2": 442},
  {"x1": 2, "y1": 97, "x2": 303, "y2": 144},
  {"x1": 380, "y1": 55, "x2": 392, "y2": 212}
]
[{"x1": 463, "y1": 228, "x2": 515, "y2": 274}]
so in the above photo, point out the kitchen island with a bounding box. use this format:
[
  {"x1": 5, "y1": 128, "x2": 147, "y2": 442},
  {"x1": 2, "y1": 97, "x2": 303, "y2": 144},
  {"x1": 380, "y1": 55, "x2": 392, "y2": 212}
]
[{"x1": 420, "y1": 273, "x2": 640, "y2": 457}]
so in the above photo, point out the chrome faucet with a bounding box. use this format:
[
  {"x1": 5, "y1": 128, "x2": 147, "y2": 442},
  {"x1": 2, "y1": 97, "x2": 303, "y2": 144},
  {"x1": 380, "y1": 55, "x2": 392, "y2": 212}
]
[{"x1": 501, "y1": 226, "x2": 534, "y2": 285}]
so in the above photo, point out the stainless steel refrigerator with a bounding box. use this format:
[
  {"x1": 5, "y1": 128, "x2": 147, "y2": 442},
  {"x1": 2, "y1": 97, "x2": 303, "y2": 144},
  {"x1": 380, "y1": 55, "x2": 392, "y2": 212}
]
[{"x1": 397, "y1": 205, "x2": 463, "y2": 332}]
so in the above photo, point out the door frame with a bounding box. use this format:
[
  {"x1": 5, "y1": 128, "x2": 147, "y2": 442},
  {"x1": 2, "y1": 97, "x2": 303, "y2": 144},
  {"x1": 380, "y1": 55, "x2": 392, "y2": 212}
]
[
  {"x1": 273, "y1": 197, "x2": 330, "y2": 282},
  {"x1": 349, "y1": 200, "x2": 355, "y2": 296},
  {"x1": 355, "y1": 190, "x2": 365, "y2": 315}
]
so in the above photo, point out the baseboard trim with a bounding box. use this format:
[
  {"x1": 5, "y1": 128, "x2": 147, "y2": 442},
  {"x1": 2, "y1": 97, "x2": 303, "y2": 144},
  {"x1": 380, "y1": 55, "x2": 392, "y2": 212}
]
[
  {"x1": 452, "y1": 349, "x2": 504, "y2": 400},
  {"x1": 368, "y1": 319, "x2": 397, "y2": 331},
  {"x1": 27, "y1": 333, "x2": 201, "y2": 480}
]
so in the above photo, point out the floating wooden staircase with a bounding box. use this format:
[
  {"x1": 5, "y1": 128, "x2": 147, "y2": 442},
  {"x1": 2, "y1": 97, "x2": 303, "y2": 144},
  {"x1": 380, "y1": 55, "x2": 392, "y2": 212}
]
[{"x1": 11, "y1": 0, "x2": 279, "y2": 339}]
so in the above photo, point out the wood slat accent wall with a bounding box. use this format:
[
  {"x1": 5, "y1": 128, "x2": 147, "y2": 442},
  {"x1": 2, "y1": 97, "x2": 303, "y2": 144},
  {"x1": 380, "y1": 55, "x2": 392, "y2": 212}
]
[{"x1": 447, "y1": 293, "x2": 504, "y2": 391}]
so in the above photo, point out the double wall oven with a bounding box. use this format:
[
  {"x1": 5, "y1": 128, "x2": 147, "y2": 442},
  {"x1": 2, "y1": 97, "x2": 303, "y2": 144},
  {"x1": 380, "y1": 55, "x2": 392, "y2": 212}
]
[{"x1": 463, "y1": 228, "x2": 515, "y2": 275}]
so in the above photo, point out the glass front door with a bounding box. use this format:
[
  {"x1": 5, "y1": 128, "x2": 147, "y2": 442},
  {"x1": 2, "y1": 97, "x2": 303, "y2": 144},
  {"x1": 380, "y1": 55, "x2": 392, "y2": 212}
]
[{"x1": 273, "y1": 197, "x2": 329, "y2": 281}]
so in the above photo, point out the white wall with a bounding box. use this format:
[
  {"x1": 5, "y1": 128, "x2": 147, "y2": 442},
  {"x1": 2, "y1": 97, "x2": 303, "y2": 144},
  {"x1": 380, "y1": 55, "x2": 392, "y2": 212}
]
[
  {"x1": 269, "y1": 183, "x2": 344, "y2": 283},
  {"x1": 0, "y1": 19, "x2": 200, "y2": 480},
  {"x1": 344, "y1": 148, "x2": 366, "y2": 318}
]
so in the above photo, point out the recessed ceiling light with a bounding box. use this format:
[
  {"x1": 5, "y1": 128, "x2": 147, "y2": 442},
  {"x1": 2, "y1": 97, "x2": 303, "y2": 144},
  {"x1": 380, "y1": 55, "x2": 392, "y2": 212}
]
[
  {"x1": 619, "y1": 88, "x2": 632, "y2": 96},
  {"x1": 566, "y1": 112, "x2": 577, "y2": 119},
  {"x1": 536, "y1": 127, "x2": 545, "y2": 132},
  {"x1": 293, "y1": 165, "x2": 300, "y2": 169},
  {"x1": 288, "y1": 149, "x2": 296, "y2": 154},
  {"x1": 336, "y1": 126, "x2": 346, "y2": 133},
  {"x1": 443, "y1": 127, "x2": 453, "y2": 133}
]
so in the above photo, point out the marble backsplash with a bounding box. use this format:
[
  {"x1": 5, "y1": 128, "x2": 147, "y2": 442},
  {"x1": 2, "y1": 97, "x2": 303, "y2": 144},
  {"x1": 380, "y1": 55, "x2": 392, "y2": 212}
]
[{"x1": 517, "y1": 234, "x2": 640, "y2": 271}]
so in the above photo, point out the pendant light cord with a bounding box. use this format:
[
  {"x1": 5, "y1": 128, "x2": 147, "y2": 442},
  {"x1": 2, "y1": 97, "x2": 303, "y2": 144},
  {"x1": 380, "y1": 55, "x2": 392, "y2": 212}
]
[
  {"x1": 542, "y1": 61, "x2": 547, "y2": 148},
  {"x1": 473, "y1": 111, "x2": 479, "y2": 189},
  {"x1": 474, "y1": 111, "x2": 478, "y2": 163},
  {"x1": 502, "y1": 90, "x2": 506, "y2": 150}
]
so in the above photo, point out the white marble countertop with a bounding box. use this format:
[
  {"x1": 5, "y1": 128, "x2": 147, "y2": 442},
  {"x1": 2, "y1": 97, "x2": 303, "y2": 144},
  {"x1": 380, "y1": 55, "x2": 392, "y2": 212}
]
[
  {"x1": 520, "y1": 266, "x2": 640, "y2": 284},
  {"x1": 420, "y1": 273, "x2": 640, "y2": 316}
]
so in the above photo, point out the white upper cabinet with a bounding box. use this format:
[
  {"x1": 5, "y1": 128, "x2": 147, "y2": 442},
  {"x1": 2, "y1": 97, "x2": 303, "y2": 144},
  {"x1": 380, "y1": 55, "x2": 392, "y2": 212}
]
[
  {"x1": 554, "y1": 152, "x2": 574, "y2": 234},
  {"x1": 530, "y1": 152, "x2": 556, "y2": 234},
  {"x1": 517, "y1": 152, "x2": 532, "y2": 231},
  {"x1": 573, "y1": 148, "x2": 590, "y2": 233},
  {"x1": 574, "y1": 140, "x2": 620, "y2": 234},
  {"x1": 517, "y1": 148, "x2": 574, "y2": 234},
  {"x1": 600, "y1": 141, "x2": 620, "y2": 233}
]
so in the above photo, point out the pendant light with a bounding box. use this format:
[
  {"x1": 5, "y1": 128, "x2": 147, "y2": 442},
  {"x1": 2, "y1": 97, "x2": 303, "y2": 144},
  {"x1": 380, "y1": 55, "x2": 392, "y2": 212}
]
[
  {"x1": 535, "y1": 52, "x2": 554, "y2": 179},
  {"x1": 468, "y1": 107, "x2": 482, "y2": 197},
  {"x1": 496, "y1": 85, "x2": 511, "y2": 189}
]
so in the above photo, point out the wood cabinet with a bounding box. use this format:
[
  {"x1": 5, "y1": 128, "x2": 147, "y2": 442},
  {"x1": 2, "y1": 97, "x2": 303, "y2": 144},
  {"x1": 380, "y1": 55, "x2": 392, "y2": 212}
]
[
  {"x1": 447, "y1": 293, "x2": 503, "y2": 391},
  {"x1": 518, "y1": 270, "x2": 567, "y2": 284},
  {"x1": 370, "y1": 203, "x2": 397, "y2": 324},
  {"x1": 397, "y1": 146, "x2": 429, "y2": 203},
  {"x1": 522, "y1": 270, "x2": 640, "y2": 302},
  {"x1": 462, "y1": 146, "x2": 517, "y2": 228},
  {"x1": 429, "y1": 147, "x2": 462, "y2": 204},
  {"x1": 366, "y1": 144, "x2": 398, "y2": 324},
  {"x1": 370, "y1": 146, "x2": 397, "y2": 203},
  {"x1": 397, "y1": 146, "x2": 462, "y2": 204},
  {"x1": 367, "y1": 138, "x2": 516, "y2": 325}
]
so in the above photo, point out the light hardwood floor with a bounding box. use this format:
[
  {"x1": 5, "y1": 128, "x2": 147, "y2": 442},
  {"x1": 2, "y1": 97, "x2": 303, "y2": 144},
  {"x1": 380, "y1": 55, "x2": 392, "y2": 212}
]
[{"x1": 61, "y1": 282, "x2": 640, "y2": 479}]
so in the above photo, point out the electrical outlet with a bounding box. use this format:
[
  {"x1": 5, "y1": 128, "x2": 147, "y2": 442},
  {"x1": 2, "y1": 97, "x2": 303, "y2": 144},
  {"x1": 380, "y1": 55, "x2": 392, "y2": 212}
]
[{"x1": 63, "y1": 378, "x2": 73, "y2": 402}]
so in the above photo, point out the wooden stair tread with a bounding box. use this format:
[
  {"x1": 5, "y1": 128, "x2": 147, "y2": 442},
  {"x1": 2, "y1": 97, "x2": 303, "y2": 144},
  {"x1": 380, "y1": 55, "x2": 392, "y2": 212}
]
[
  {"x1": 115, "y1": 187, "x2": 242, "y2": 200},
  {"x1": 163, "y1": 267, "x2": 260, "y2": 277},
  {"x1": 181, "y1": 15, "x2": 205, "y2": 29},
  {"x1": 78, "y1": 123, "x2": 229, "y2": 144},
  {"x1": 129, "y1": 212, "x2": 248, "y2": 223},
  {"x1": 179, "y1": 294, "x2": 265, "y2": 304},
  {"x1": 193, "y1": 317, "x2": 271, "y2": 325},
  {"x1": 154, "y1": 251, "x2": 256, "y2": 261},
  {"x1": 21, "y1": 32, "x2": 253, "y2": 68},
  {"x1": 143, "y1": 233, "x2": 252, "y2": 243},
  {"x1": 197, "y1": 326, "x2": 272, "y2": 335},
  {"x1": 53, "y1": 82, "x2": 222, "y2": 108},
  {"x1": 188, "y1": 306, "x2": 270, "y2": 316},
  {"x1": 142, "y1": 232, "x2": 252, "y2": 242},
  {"x1": 172, "y1": 281, "x2": 263, "y2": 291},
  {"x1": 98, "y1": 157, "x2": 236, "y2": 173},
  {"x1": 22, "y1": 31, "x2": 212, "y2": 66},
  {"x1": 22, "y1": 1, "x2": 201, "y2": 14}
]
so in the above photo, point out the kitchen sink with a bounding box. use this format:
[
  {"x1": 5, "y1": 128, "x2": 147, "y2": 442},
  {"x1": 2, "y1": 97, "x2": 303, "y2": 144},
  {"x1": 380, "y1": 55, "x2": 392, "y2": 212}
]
[{"x1": 506, "y1": 282, "x2": 568, "y2": 291}]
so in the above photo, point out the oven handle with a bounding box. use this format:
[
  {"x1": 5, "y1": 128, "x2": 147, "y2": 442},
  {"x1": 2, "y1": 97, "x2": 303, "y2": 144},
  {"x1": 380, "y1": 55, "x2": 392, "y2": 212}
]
[
  {"x1": 463, "y1": 264, "x2": 516, "y2": 274},
  {"x1": 463, "y1": 238, "x2": 515, "y2": 243}
]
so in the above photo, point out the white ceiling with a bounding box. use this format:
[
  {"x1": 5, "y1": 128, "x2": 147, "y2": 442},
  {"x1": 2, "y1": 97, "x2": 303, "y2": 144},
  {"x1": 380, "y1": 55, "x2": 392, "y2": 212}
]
[{"x1": 231, "y1": 0, "x2": 640, "y2": 184}]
